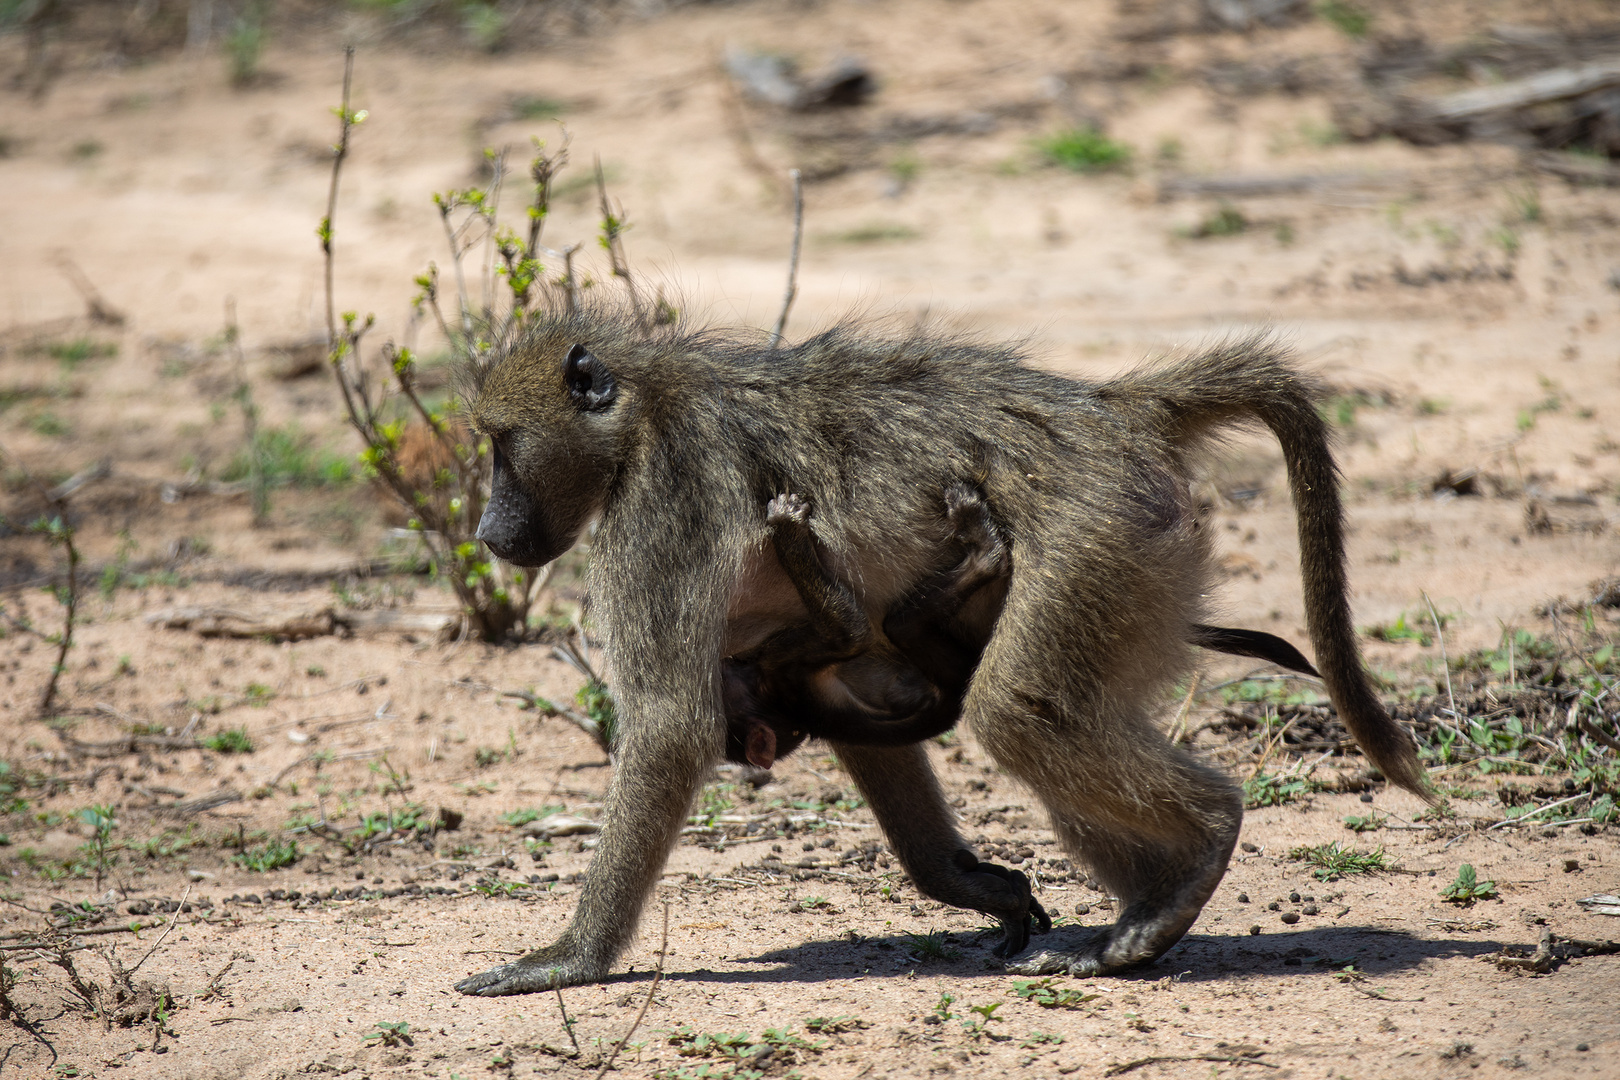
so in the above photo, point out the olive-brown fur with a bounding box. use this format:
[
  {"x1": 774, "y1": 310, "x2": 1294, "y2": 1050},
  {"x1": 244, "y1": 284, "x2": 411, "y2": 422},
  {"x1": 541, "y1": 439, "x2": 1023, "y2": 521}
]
[{"x1": 454, "y1": 309, "x2": 1428, "y2": 995}]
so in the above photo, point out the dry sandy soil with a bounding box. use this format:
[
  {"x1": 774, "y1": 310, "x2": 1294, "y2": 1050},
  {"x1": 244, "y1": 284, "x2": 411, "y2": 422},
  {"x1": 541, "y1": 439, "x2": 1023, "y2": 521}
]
[{"x1": 2, "y1": 1, "x2": 1620, "y2": 1078}]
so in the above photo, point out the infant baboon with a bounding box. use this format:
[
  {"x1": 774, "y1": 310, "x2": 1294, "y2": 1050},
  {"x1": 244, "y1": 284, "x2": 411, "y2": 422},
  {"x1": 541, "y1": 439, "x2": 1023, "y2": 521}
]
[
  {"x1": 722, "y1": 482, "x2": 1009, "y2": 768},
  {"x1": 456, "y1": 314, "x2": 1428, "y2": 996},
  {"x1": 724, "y1": 483, "x2": 1320, "y2": 769}
]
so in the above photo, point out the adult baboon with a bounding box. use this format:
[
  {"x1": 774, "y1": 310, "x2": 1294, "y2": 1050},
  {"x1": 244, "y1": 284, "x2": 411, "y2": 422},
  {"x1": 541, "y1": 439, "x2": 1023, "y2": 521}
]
[
  {"x1": 457, "y1": 318, "x2": 1427, "y2": 996},
  {"x1": 723, "y1": 483, "x2": 1320, "y2": 770}
]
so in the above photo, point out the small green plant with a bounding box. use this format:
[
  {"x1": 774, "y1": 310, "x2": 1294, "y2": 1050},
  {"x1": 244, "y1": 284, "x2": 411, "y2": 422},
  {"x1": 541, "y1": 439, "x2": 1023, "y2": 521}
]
[
  {"x1": 512, "y1": 95, "x2": 564, "y2": 120},
  {"x1": 234, "y1": 837, "x2": 299, "y2": 872},
  {"x1": 224, "y1": 4, "x2": 266, "y2": 87},
  {"x1": 1022, "y1": 1031, "x2": 1064, "y2": 1047},
  {"x1": 362, "y1": 1020, "x2": 413, "y2": 1047},
  {"x1": 1185, "y1": 203, "x2": 1247, "y2": 239},
  {"x1": 500, "y1": 805, "x2": 563, "y2": 827},
  {"x1": 1440, "y1": 863, "x2": 1497, "y2": 905},
  {"x1": 1507, "y1": 184, "x2": 1542, "y2": 224},
  {"x1": 1037, "y1": 128, "x2": 1131, "y2": 173},
  {"x1": 243, "y1": 682, "x2": 275, "y2": 706},
  {"x1": 77, "y1": 804, "x2": 117, "y2": 888},
  {"x1": 1243, "y1": 771, "x2": 1314, "y2": 808},
  {"x1": 30, "y1": 411, "x2": 68, "y2": 437},
  {"x1": 1317, "y1": 0, "x2": 1371, "y2": 37},
  {"x1": 1009, "y1": 978, "x2": 1099, "y2": 1009},
  {"x1": 1360, "y1": 612, "x2": 1438, "y2": 647},
  {"x1": 904, "y1": 930, "x2": 960, "y2": 962},
  {"x1": 933, "y1": 991, "x2": 956, "y2": 1021},
  {"x1": 204, "y1": 727, "x2": 255, "y2": 754},
  {"x1": 829, "y1": 222, "x2": 922, "y2": 244},
  {"x1": 575, "y1": 678, "x2": 618, "y2": 750},
  {"x1": 42, "y1": 337, "x2": 116, "y2": 368},
  {"x1": 961, "y1": 1001, "x2": 1002, "y2": 1039},
  {"x1": 1342, "y1": 813, "x2": 1386, "y2": 833},
  {"x1": 1289, "y1": 841, "x2": 1387, "y2": 881},
  {"x1": 463, "y1": 3, "x2": 505, "y2": 51},
  {"x1": 221, "y1": 424, "x2": 354, "y2": 489},
  {"x1": 803, "y1": 1016, "x2": 865, "y2": 1034}
]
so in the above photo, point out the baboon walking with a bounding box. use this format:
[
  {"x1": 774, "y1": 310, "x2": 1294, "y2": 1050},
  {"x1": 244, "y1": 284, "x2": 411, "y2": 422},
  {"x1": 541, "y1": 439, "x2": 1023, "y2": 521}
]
[{"x1": 457, "y1": 317, "x2": 1428, "y2": 995}]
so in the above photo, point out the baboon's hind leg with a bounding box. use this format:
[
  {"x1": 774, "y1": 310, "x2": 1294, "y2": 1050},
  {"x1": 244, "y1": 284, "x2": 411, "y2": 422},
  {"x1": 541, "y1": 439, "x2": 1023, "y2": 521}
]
[
  {"x1": 967, "y1": 577, "x2": 1242, "y2": 976},
  {"x1": 1008, "y1": 765, "x2": 1241, "y2": 976}
]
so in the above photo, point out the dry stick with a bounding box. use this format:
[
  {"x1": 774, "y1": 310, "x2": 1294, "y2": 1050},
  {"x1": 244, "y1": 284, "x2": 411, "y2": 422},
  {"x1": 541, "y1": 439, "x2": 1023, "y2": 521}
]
[
  {"x1": 1423, "y1": 591, "x2": 1460, "y2": 724},
  {"x1": 1578, "y1": 715, "x2": 1620, "y2": 754},
  {"x1": 594, "y1": 902, "x2": 670, "y2": 1079},
  {"x1": 1105, "y1": 1054, "x2": 1278, "y2": 1076},
  {"x1": 770, "y1": 169, "x2": 804, "y2": 349},
  {"x1": 595, "y1": 157, "x2": 645, "y2": 327},
  {"x1": 127, "y1": 885, "x2": 191, "y2": 978},
  {"x1": 553, "y1": 986, "x2": 581, "y2": 1057}
]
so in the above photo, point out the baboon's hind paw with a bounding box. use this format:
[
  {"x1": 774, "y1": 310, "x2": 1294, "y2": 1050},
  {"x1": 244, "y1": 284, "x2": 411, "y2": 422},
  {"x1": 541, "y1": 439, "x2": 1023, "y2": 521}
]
[{"x1": 1007, "y1": 947, "x2": 1108, "y2": 978}]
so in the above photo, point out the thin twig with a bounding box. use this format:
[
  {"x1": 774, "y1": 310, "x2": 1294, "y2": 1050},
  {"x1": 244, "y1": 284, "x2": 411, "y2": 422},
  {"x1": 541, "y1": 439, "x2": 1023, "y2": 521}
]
[
  {"x1": 1105, "y1": 1053, "x2": 1278, "y2": 1076},
  {"x1": 127, "y1": 885, "x2": 190, "y2": 978},
  {"x1": 770, "y1": 169, "x2": 804, "y2": 349},
  {"x1": 1578, "y1": 715, "x2": 1620, "y2": 754},
  {"x1": 595, "y1": 157, "x2": 644, "y2": 327},
  {"x1": 322, "y1": 47, "x2": 358, "y2": 354},
  {"x1": 594, "y1": 902, "x2": 669, "y2": 1079},
  {"x1": 553, "y1": 985, "x2": 580, "y2": 1057},
  {"x1": 1423, "y1": 591, "x2": 1459, "y2": 721}
]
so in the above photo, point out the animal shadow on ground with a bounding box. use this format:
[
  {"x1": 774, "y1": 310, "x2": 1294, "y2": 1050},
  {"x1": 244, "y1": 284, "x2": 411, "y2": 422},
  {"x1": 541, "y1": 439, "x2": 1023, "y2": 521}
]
[{"x1": 637, "y1": 927, "x2": 1505, "y2": 986}]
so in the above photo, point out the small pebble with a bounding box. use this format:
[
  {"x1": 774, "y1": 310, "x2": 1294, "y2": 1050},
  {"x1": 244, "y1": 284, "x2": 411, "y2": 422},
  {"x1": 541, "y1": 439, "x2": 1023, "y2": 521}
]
[
  {"x1": 1577, "y1": 1044, "x2": 1589, "y2": 1052},
  {"x1": 1267, "y1": 901, "x2": 1281, "y2": 912},
  {"x1": 1289, "y1": 891, "x2": 1301, "y2": 903},
  {"x1": 1359, "y1": 792, "x2": 1374, "y2": 803},
  {"x1": 1074, "y1": 902, "x2": 1091, "y2": 916},
  {"x1": 1280, "y1": 912, "x2": 1300, "y2": 925},
  {"x1": 1237, "y1": 893, "x2": 1250, "y2": 904},
  {"x1": 1248, "y1": 924, "x2": 1261, "y2": 936},
  {"x1": 1563, "y1": 859, "x2": 1581, "y2": 873},
  {"x1": 1240, "y1": 842, "x2": 1259, "y2": 853},
  {"x1": 1302, "y1": 903, "x2": 1319, "y2": 916}
]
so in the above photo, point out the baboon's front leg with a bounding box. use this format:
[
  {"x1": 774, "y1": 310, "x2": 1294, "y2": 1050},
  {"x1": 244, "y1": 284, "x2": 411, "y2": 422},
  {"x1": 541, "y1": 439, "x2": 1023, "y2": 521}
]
[
  {"x1": 454, "y1": 715, "x2": 711, "y2": 994},
  {"x1": 833, "y1": 742, "x2": 1051, "y2": 956}
]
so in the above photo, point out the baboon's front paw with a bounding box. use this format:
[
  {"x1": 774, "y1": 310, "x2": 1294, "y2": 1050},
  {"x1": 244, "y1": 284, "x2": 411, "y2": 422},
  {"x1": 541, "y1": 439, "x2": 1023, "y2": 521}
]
[
  {"x1": 454, "y1": 946, "x2": 602, "y2": 996},
  {"x1": 766, "y1": 492, "x2": 811, "y2": 527}
]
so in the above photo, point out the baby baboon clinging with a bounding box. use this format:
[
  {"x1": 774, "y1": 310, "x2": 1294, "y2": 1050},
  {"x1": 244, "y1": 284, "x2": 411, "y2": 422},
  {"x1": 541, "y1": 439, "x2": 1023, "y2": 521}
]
[
  {"x1": 723, "y1": 483, "x2": 1321, "y2": 769},
  {"x1": 456, "y1": 314, "x2": 1428, "y2": 996}
]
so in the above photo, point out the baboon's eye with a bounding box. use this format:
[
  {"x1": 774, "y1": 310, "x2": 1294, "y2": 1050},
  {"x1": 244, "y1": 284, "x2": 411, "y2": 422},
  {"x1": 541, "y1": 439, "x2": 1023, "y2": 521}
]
[{"x1": 563, "y1": 343, "x2": 618, "y2": 412}]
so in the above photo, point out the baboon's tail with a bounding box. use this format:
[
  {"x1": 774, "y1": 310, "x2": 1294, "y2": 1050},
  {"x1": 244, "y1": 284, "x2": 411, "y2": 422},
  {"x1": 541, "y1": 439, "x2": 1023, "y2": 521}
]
[{"x1": 1103, "y1": 337, "x2": 1433, "y2": 800}]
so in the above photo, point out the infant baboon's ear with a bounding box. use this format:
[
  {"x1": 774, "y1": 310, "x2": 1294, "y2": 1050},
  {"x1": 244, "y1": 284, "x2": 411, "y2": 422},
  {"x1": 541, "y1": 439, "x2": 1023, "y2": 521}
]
[{"x1": 563, "y1": 343, "x2": 618, "y2": 411}]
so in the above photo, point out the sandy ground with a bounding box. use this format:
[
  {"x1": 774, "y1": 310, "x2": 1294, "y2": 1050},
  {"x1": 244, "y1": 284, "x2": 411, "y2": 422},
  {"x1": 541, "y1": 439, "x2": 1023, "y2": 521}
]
[{"x1": 2, "y1": 1, "x2": 1619, "y2": 1078}]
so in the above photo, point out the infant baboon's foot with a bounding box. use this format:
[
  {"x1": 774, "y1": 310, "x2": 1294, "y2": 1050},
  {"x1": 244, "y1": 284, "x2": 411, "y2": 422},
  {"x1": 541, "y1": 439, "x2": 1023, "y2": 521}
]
[
  {"x1": 947, "y1": 848, "x2": 1053, "y2": 958},
  {"x1": 766, "y1": 491, "x2": 811, "y2": 528},
  {"x1": 455, "y1": 942, "x2": 606, "y2": 996},
  {"x1": 942, "y1": 482, "x2": 1007, "y2": 578}
]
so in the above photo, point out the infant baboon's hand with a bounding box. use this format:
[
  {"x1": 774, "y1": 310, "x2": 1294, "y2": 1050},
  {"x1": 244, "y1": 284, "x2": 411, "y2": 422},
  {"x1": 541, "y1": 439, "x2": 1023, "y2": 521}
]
[{"x1": 766, "y1": 491, "x2": 812, "y2": 527}]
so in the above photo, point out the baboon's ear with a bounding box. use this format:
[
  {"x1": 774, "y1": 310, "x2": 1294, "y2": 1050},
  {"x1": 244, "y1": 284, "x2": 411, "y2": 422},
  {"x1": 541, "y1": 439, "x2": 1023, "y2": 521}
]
[{"x1": 563, "y1": 343, "x2": 618, "y2": 412}]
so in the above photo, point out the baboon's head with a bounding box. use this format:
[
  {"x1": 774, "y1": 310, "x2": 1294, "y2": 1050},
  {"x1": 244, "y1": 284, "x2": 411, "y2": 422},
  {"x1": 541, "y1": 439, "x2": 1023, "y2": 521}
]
[{"x1": 471, "y1": 330, "x2": 630, "y2": 567}]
